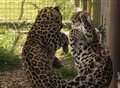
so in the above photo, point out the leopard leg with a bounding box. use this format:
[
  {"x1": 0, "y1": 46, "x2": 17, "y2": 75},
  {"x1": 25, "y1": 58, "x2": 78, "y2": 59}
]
[
  {"x1": 52, "y1": 32, "x2": 69, "y2": 68},
  {"x1": 60, "y1": 32, "x2": 69, "y2": 54},
  {"x1": 52, "y1": 56, "x2": 63, "y2": 68},
  {"x1": 48, "y1": 49, "x2": 62, "y2": 68},
  {"x1": 49, "y1": 53, "x2": 63, "y2": 68}
]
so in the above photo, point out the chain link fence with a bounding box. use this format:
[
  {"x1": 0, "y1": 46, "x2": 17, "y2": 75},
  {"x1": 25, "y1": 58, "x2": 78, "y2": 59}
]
[
  {"x1": 0, "y1": 0, "x2": 76, "y2": 54},
  {"x1": 0, "y1": 0, "x2": 75, "y2": 27}
]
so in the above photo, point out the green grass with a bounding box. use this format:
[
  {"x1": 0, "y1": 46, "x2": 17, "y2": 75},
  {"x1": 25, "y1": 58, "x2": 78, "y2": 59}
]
[
  {"x1": 0, "y1": 28, "x2": 24, "y2": 71},
  {"x1": 0, "y1": 47, "x2": 21, "y2": 71},
  {"x1": 56, "y1": 52, "x2": 77, "y2": 80},
  {"x1": 0, "y1": 29, "x2": 16, "y2": 49},
  {"x1": 56, "y1": 49, "x2": 77, "y2": 80},
  {"x1": 56, "y1": 66, "x2": 77, "y2": 80}
]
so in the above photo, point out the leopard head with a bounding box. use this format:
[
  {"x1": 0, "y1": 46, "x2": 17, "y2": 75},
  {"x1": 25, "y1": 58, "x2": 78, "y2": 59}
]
[
  {"x1": 32, "y1": 6, "x2": 63, "y2": 33},
  {"x1": 71, "y1": 11, "x2": 98, "y2": 43},
  {"x1": 37, "y1": 6, "x2": 62, "y2": 22}
]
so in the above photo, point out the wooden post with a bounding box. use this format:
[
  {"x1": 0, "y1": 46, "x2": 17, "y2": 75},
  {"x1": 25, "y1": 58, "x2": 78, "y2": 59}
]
[
  {"x1": 93, "y1": 0, "x2": 101, "y2": 27},
  {"x1": 82, "y1": 0, "x2": 87, "y2": 11},
  {"x1": 110, "y1": 0, "x2": 120, "y2": 87},
  {"x1": 100, "y1": 0, "x2": 119, "y2": 87},
  {"x1": 114, "y1": 0, "x2": 120, "y2": 73}
]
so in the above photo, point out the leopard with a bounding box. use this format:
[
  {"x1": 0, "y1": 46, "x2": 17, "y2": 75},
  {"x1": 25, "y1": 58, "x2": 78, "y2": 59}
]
[
  {"x1": 22, "y1": 6, "x2": 113, "y2": 88},
  {"x1": 22, "y1": 6, "x2": 69, "y2": 88},
  {"x1": 69, "y1": 11, "x2": 113, "y2": 88},
  {"x1": 22, "y1": 6, "x2": 69, "y2": 68}
]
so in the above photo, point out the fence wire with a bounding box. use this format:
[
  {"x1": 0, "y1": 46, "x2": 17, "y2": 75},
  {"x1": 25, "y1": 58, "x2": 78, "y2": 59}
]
[{"x1": 0, "y1": 0, "x2": 75, "y2": 32}]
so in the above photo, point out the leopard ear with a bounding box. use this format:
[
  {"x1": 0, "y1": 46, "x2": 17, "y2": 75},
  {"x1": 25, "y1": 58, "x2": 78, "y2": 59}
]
[
  {"x1": 37, "y1": 9, "x2": 41, "y2": 14},
  {"x1": 54, "y1": 6, "x2": 60, "y2": 11}
]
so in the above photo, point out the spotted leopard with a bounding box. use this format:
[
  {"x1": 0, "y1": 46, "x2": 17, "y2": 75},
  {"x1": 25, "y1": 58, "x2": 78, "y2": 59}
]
[
  {"x1": 23, "y1": 6, "x2": 69, "y2": 68},
  {"x1": 22, "y1": 6, "x2": 69, "y2": 87},
  {"x1": 69, "y1": 11, "x2": 113, "y2": 88}
]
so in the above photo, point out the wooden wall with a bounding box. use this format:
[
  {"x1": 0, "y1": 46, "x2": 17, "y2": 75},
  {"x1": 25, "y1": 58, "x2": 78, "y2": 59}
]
[{"x1": 101, "y1": 0, "x2": 120, "y2": 88}]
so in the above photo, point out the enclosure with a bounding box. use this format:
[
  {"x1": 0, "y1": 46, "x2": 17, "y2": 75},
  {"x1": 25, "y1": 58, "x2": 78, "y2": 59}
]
[{"x1": 0, "y1": 0, "x2": 119, "y2": 88}]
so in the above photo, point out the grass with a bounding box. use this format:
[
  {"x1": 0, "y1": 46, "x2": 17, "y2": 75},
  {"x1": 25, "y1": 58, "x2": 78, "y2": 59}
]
[
  {"x1": 56, "y1": 66, "x2": 77, "y2": 80},
  {"x1": 0, "y1": 26, "x2": 27, "y2": 53},
  {"x1": 0, "y1": 47, "x2": 21, "y2": 71},
  {"x1": 0, "y1": 28, "x2": 24, "y2": 71},
  {"x1": 55, "y1": 49, "x2": 77, "y2": 80}
]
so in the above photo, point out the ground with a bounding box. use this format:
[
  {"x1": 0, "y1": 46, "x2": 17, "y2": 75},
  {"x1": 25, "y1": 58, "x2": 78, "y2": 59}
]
[{"x1": 0, "y1": 69, "x2": 31, "y2": 88}]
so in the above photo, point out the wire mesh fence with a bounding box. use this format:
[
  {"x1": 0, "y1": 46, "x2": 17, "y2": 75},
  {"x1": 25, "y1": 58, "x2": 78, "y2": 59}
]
[
  {"x1": 0, "y1": 0, "x2": 76, "y2": 54},
  {"x1": 0, "y1": 2, "x2": 75, "y2": 86},
  {"x1": 0, "y1": 0, "x2": 75, "y2": 21},
  {"x1": 0, "y1": 0, "x2": 76, "y2": 34},
  {"x1": 0, "y1": 0, "x2": 106, "y2": 55}
]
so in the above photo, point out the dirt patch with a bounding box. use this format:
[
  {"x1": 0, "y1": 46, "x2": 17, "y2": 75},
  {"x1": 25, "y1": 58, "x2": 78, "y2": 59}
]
[{"x1": 0, "y1": 69, "x2": 31, "y2": 88}]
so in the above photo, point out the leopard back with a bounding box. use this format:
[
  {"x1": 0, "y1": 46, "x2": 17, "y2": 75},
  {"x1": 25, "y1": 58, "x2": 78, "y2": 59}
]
[
  {"x1": 69, "y1": 11, "x2": 113, "y2": 88},
  {"x1": 22, "y1": 6, "x2": 69, "y2": 88}
]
